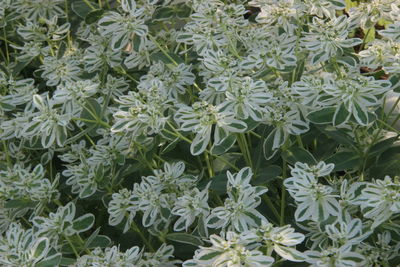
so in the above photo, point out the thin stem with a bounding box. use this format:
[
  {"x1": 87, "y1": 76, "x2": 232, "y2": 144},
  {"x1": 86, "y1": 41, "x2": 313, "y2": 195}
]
[
  {"x1": 360, "y1": 27, "x2": 372, "y2": 51},
  {"x1": 262, "y1": 195, "x2": 280, "y2": 224},
  {"x1": 131, "y1": 221, "x2": 155, "y2": 252},
  {"x1": 82, "y1": 0, "x2": 96, "y2": 10},
  {"x1": 237, "y1": 133, "x2": 253, "y2": 168},
  {"x1": 65, "y1": 235, "x2": 80, "y2": 258},
  {"x1": 280, "y1": 158, "x2": 287, "y2": 226},
  {"x1": 296, "y1": 135, "x2": 304, "y2": 148},
  {"x1": 148, "y1": 34, "x2": 203, "y2": 92},
  {"x1": 2, "y1": 141, "x2": 11, "y2": 168},
  {"x1": 204, "y1": 151, "x2": 214, "y2": 178},
  {"x1": 2, "y1": 28, "x2": 9, "y2": 64}
]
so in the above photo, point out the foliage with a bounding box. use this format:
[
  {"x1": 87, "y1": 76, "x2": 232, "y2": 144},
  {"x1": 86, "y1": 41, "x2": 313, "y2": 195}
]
[{"x1": 1, "y1": 0, "x2": 400, "y2": 266}]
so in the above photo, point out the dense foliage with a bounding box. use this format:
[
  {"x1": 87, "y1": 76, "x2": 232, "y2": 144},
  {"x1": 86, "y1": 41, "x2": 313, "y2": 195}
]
[{"x1": 1, "y1": 0, "x2": 400, "y2": 266}]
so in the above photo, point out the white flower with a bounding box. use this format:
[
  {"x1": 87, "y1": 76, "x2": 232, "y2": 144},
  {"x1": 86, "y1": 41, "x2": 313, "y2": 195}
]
[
  {"x1": 219, "y1": 77, "x2": 273, "y2": 121},
  {"x1": 206, "y1": 168, "x2": 267, "y2": 231},
  {"x1": 322, "y1": 72, "x2": 392, "y2": 126},
  {"x1": 171, "y1": 187, "x2": 209, "y2": 231},
  {"x1": 301, "y1": 16, "x2": 362, "y2": 64},
  {"x1": 284, "y1": 162, "x2": 340, "y2": 222},
  {"x1": 305, "y1": 244, "x2": 365, "y2": 267},
  {"x1": 76, "y1": 246, "x2": 141, "y2": 267},
  {"x1": 40, "y1": 56, "x2": 81, "y2": 86},
  {"x1": 32, "y1": 202, "x2": 94, "y2": 243},
  {"x1": 98, "y1": 0, "x2": 148, "y2": 51},
  {"x1": 108, "y1": 188, "x2": 138, "y2": 233},
  {"x1": 175, "y1": 101, "x2": 247, "y2": 155},
  {"x1": 242, "y1": 220, "x2": 306, "y2": 262},
  {"x1": 356, "y1": 176, "x2": 400, "y2": 228},
  {"x1": 0, "y1": 223, "x2": 57, "y2": 267},
  {"x1": 184, "y1": 232, "x2": 274, "y2": 267}
]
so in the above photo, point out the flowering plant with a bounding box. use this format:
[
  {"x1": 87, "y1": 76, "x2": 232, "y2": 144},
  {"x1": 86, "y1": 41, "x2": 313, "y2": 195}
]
[{"x1": 1, "y1": 0, "x2": 400, "y2": 266}]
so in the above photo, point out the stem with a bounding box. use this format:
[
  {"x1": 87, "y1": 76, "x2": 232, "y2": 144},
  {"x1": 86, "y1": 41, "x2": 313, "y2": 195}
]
[
  {"x1": 204, "y1": 150, "x2": 214, "y2": 178},
  {"x1": 131, "y1": 221, "x2": 155, "y2": 252},
  {"x1": 237, "y1": 133, "x2": 253, "y2": 168},
  {"x1": 262, "y1": 195, "x2": 280, "y2": 224},
  {"x1": 65, "y1": 235, "x2": 80, "y2": 258},
  {"x1": 280, "y1": 158, "x2": 287, "y2": 226},
  {"x1": 76, "y1": 234, "x2": 92, "y2": 254},
  {"x1": 148, "y1": 34, "x2": 203, "y2": 92},
  {"x1": 296, "y1": 135, "x2": 304, "y2": 148},
  {"x1": 82, "y1": 0, "x2": 96, "y2": 10},
  {"x1": 2, "y1": 28, "x2": 9, "y2": 64},
  {"x1": 2, "y1": 141, "x2": 11, "y2": 168},
  {"x1": 360, "y1": 27, "x2": 372, "y2": 51}
]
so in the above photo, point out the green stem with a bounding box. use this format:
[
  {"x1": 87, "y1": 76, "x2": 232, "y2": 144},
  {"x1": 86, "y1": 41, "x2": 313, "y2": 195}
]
[
  {"x1": 261, "y1": 195, "x2": 280, "y2": 224},
  {"x1": 360, "y1": 27, "x2": 372, "y2": 51},
  {"x1": 2, "y1": 141, "x2": 11, "y2": 168},
  {"x1": 82, "y1": 0, "x2": 96, "y2": 10},
  {"x1": 65, "y1": 235, "x2": 80, "y2": 258},
  {"x1": 131, "y1": 221, "x2": 155, "y2": 252},
  {"x1": 237, "y1": 133, "x2": 253, "y2": 168},
  {"x1": 280, "y1": 158, "x2": 288, "y2": 226},
  {"x1": 148, "y1": 34, "x2": 203, "y2": 92},
  {"x1": 204, "y1": 150, "x2": 214, "y2": 178},
  {"x1": 2, "y1": 28, "x2": 9, "y2": 64}
]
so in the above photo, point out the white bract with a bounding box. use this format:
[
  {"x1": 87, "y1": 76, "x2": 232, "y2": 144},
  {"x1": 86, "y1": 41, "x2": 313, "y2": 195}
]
[{"x1": 284, "y1": 162, "x2": 340, "y2": 222}]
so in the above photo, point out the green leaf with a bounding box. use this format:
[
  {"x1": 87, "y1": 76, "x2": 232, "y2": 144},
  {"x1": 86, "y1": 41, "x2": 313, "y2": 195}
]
[
  {"x1": 325, "y1": 151, "x2": 361, "y2": 171},
  {"x1": 84, "y1": 228, "x2": 111, "y2": 249},
  {"x1": 57, "y1": 41, "x2": 67, "y2": 60},
  {"x1": 86, "y1": 235, "x2": 111, "y2": 248},
  {"x1": 60, "y1": 257, "x2": 76, "y2": 266},
  {"x1": 199, "y1": 173, "x2": 227, "y2": 195},
  {"x1": 390, "y1": 74, "x2": 400, "y2": 93},
  {"x1": 176, "y1": 5, "x2": 192, "y2": 18},
  {"x1": 198, "y1": 251, "x2": 223, "y2": 261},
  {"x1": 333, "y1": 103, "x2": 350, "y2": 126},
  {"x1": 352, "y1": 101, "x2": 369, "y2": 125},
  {"x1": 153, "y1": 7, "x2": 175, "y2": 20},
  {"x1": 337, "y1": 55, "x2": 358, "y2": 67},
  {"x1": 283, "y1": 146, "x2": 317, "y2": 165},
  {"x1": 317, "y1": 126, "x2": 355, "y2": 147},
  {"x1": 274, "y1": 244, "x2": 305, "y2": 262},
  {"x1": 212, "y1": 153, "x2": 241, "y2": 172},
  {"x1": 72, "y1": 214, "x2": 95, "y2": 233},
  {"x1": 33, "y1": 238, "x2": 49, "y2": 260},
  {"x1": 165, "y1": 233, "x2": 204, "y2": 246},
  {"x1": 36, "y1": 253, "x2": 62, "y2": 267},
  {"x1": 307, "y1": 107, "x2": 336, "y2": 124},
  {"x1": 85, "y1": 9, "x2": 104, "y2": 24},
  {"x1": 5, "y1": 199, "x2": 37, "y2": 209},
  {"x1": 161, "y1": 138, "x2": 180, "y2": 154},
  {"x1": 80, "y1": 98, "x2": 104, "y2": 128},
  {"x1": 71, "y1": 0, "x2": 99, "y2": 18},
  {"x1": 331, "y1": 0, "x2": 346, "y2": 8},
  {"x1": 363, "y1": 27, "x2": 375, "y2": 44},
  {"x1": 263, "y1": 128, "x2": 282, "y2": 160},
  {"x1": 211, "y1": 135, "x2": 236, "y2": 155},
  {"x1": 253, "y1": 165, "x2": 282, "y2": 185},
  {"x1": 150, "y1": 51, "x2": 184, "y2": 65},
  {"x1": 368, "y1": 135, "x2": 398, "y2": 157}
]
